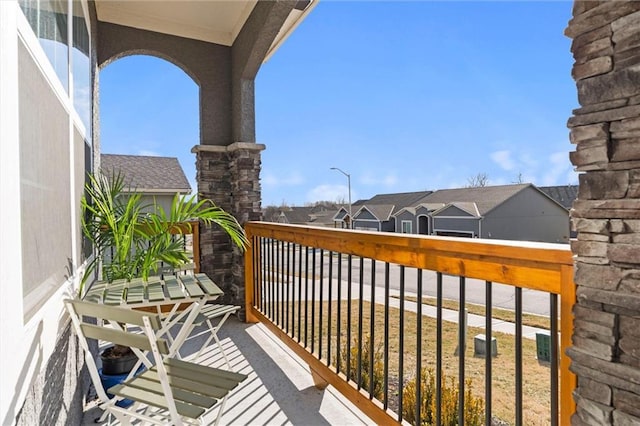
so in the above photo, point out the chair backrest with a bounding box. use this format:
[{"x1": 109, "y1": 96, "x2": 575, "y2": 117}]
[{"x1": 65, "y1": 299, "x2": 169, "y2": 354}]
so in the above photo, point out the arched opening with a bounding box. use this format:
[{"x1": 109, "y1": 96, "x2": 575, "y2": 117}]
[
  {"x1": 417, "y1": 214, "x2": 429, "y2": 235},
  {"x1": 99, "y1": 54, "x2": 199, "y2": 193}
]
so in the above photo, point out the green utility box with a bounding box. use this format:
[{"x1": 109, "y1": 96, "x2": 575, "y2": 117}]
[{"x1": 536, "y1": 331, "x2": 551, "y2": 362}]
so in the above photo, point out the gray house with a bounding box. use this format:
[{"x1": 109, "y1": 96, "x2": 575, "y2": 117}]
[
  {"x1": 333, "y1": 190, "x2": 432, "y2": 230},
  {"x1": 101, "y1": 154, "x2": 192, "y2": 213},
  {"x1": 352, "y1": 204, "x2": 396, "y2": 231},
  {"x1": 275, "y1": 203, "x2": 338, "y2": 227},
  {"x1": 393, "y1": 184, "x2": 571, "y2": 243}
]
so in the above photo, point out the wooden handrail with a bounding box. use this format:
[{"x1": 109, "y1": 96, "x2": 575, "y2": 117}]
[{"x1": 244, "y1": 221, "x2": 576, "y2": 424}]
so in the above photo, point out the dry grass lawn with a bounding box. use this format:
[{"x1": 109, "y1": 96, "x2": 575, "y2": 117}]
[{"x1": 267, "y1": 298, "x2": 554, "y2": 425}]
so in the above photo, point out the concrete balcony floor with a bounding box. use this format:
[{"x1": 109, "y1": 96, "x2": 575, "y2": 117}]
[{"x1": 82, "y1": 316, "x2": 374, "y2": 425}]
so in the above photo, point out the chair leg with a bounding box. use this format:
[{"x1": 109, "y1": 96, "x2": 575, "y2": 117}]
[
  {"x1": 213, "y1": 394, "x2": 229, "y2": 426},
  {"x1": 213, "y1": 329, "x2": 231, "y2": 369},
  {"x1": 194, "y1": 311, "x2": 235, "y2": 367}
]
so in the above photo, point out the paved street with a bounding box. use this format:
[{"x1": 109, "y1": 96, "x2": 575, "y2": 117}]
[{"x1": 265, "y1": 246, "x2": 553, "y2": 316}]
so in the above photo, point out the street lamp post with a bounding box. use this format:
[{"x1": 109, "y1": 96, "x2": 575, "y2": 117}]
[{"x1": 330, "y1": 167, "x2": 352, "y2": 229}]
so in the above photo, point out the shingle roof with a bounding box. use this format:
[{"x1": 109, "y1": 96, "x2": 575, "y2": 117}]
[
  {"x1": 282, "y1": 207, "x2": 315, "y2": 224},
  {"x1": 363, "y1": 191, "x2": 433, "y2": 209},
  {"x1": 100, "y1": 154, "x2": 191, "y2": 193},
  {"x1": 432, "y1": 202, "x2": 480, "y2": 217},
  {"x1": 538, "y1": 185, "x2": 578, "y2": 209},
  {"x1": 356, "y1": 204, "x2": 396, "y2": 221},
  {"x1": 419, "y1": 184, "x2": 530, "y2": 216}
]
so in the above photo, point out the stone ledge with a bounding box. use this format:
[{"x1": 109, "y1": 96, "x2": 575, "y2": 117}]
[
  {"x1": 577, "y1": 286, "x2": 640, "y2": 312},
  {"x1": 191, "y1": 142, "x2": 266, "y2": 153},
  {"x1": 569, "y1": 347, "x2": 640, "y2": 394}
]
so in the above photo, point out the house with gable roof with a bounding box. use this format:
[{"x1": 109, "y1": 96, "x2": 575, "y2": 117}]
[
  {"x1": 393, "y1": 183, "x2": 571, "y2": 243},
  {"x1": 101, "y1": 153, "x2": 192, "y2": 214},
  {"x1": 333, "y1": 190, "x2": 432, "y2": 230},
  {"x1": 275, "y1": 203, "x2": 338, "y2": 227}
]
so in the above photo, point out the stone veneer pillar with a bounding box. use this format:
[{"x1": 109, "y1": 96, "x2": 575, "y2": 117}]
[
  {"x1": 192, "y1": 142, "x2": 265, "y2": 317},
  {"x1": 566, "y1": 2, "x2": 640, "y2": 424}
]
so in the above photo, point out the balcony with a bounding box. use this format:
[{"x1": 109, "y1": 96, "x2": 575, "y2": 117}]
[{"x1": 82, "y1": 221, "x2": 575, "y2": 425}]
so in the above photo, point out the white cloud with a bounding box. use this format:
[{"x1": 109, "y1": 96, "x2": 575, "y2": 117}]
[
  {"x1": 307, "y1": 184, "x2": 354, "y2": 203},
  {"x1": 490, "y1": 150, "x2": 515, "y2": 171},
  {"x1": 539, "y1": 151, "x2": 572, "y2": 186},
  {"x1": 138, "y1": 150, "x2": 161, "y2": 157}
]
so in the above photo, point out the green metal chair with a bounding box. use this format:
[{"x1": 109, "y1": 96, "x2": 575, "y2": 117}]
[{"x1": 65, "y1": 298, "x2": 247, "y2": 425}]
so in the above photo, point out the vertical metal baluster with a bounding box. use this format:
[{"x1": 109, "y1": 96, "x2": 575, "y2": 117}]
[
  {"x1": 327, "y1": 251, "x2": 333, "y2": 366},
  {"x1": 269, "y1": 239, "x2": 273, "y2": 320},
  {"x1": 436, "y1": 272, "x2": 443, "y2": 426},
  {"x1": 357, "y1": 256, "x2": 364, "y2": 390},
  {"x1": 291, "y1": 243, "x2": 296, "y2": 337},
  {"x1": 258, "y1": 237, "x2": 264, "y2": 312},
  {"x1": 383, "y1": 262, "x2": 390, "y2": 410},
  {"x1": 262, "y1": 238, "x2": 267, "y2": 315},
  {"x1": 550, "y1": 293, "x2": 559, "y2": 426},
  {"x1": 459, "y1": 276, "x2": 466, "y2": 426},
  {"x1": 369, "y1": 259, "x2": 376, "y2": 399},
  {"x1": 305, "y1": 246, "x2": 310, "y2": 348},
  {"x1": 485, "y1": 281, "x2": 493, "y2": 426},
  {"x1": 515, "y1": 287, "x2": 523, "y2": 426},
  {"x1": 416, "y1": 269, "x2": 423, "y2": 426},
  {"x1": 277, "y1": 240, "x2": 281, "y2": 326},
  {"x1": 274, "y1": 240, "x2": 279, "y2": 325},
  {"x1": 346, "y1": 254, "x2": 353, "y2": 381},
  {"x1": 285, "y1": 241, "x2": 290, "y2": 334},
  {"x1": 319, "y1": 249, "x2": 324, "y2": 359},
  {"x1": 297, "y1": 243, "x2": 303, "y2": 343},
  {"x1": 311, "y1": 247, "x2": 316, "y2": 354},
  {"x1": 266, "y1": 238, "x2": 270, "y2": 318},
  {"x1": 280, "y1": 240, "x2": 285, "y2": 327},
  {"x1": 398, "y1": 265, "x2": 405, "y2": 422},
  {"x1": 336, "y1": 253, "x2": 343, "y2": 374},
  {"x1": 272, "y1": 239, "x2": 277, "y2": 320}
]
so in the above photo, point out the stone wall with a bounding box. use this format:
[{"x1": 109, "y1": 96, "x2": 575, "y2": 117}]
[
  {"x1": 566, "y1": 1, "x2": 640, "y2": 424},
  {"x1": 192, "y1": 143, "x2": 264, "y2": 317}
]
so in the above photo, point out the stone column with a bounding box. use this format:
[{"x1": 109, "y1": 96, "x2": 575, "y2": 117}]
[
  {"x1": 566, "y1": 2, "x2": 640, "y2": 425},
  {"x1": 192, "y1": 143, "x2": 264, "y2": 317}
]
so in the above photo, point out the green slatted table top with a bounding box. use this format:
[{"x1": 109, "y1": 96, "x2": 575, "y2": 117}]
[{"x1": 82, "y1": 274, "x2": 223, "y2": 308}]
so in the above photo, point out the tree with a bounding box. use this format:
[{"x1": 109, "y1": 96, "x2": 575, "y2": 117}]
[
  {"x1": 512, "y1": 172, "x2": 524, "y2": 184},
  {"x1": 466, "y1": 173, "x2": 489, "y2": 187}
]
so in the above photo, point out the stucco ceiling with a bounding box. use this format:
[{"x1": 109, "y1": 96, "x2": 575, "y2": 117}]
[{"x1": 94, "y1": 1, "x2": 314, "y2": 60}]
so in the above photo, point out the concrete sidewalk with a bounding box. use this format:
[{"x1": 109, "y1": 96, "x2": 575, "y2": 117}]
[{"x1": 382, "y1": 290, "x2": 548, "y2": 340}]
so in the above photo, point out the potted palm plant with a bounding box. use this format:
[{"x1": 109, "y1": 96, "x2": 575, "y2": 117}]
[{"x1": 80, "y1": 171, "x2": 248, "y2": 377}]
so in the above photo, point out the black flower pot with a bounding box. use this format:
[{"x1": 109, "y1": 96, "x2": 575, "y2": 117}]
[{"x1": 100, "y1": 346, "x2": 138, "y2": 375}]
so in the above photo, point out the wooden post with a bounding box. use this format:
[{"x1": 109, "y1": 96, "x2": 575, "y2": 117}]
[
  {"x1": 244, "y1": 227, "x2": 259, "y2": 323},
  {"x1": 560, "y1": 264, "x2": 576, "y2": 425}
]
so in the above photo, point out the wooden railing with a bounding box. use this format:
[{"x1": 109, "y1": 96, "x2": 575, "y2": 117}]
[
  {"x1": 244, "y1": 222, "x2": 576, "y2": 425},
  {"x1": 168, "y1": 220, "x2": 200, "y2": 273}
]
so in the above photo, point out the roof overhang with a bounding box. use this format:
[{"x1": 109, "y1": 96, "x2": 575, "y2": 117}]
[{"x1": 94, "y1": 0, "x2": 317, "y2": 61}]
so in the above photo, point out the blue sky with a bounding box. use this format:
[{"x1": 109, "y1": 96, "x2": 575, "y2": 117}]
[{"x1": 100, "y1": 1, "x2": 578, "y2": 207}]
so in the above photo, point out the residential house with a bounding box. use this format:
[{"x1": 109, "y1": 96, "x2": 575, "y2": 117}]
[
  {"x1": 268, "y1": 203, "x2": 338, "y2": 227},
  {"x1": 101, "y1": 153, "x2": 192, "y2": 213},
  {"x1": 333, "y1": 190, "x2": 432, "y2": 230},
  {"x1": 393, "y1": 184, "x2": 571, "y2": 243}
]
